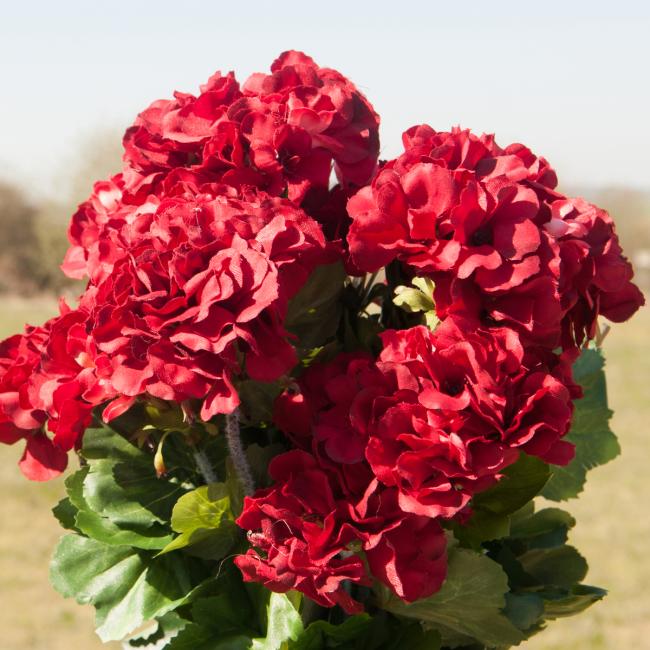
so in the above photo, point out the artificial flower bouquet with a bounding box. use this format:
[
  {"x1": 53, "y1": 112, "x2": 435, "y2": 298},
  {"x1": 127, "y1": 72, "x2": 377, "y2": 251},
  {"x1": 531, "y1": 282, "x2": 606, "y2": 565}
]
[{"x1": 0, "y1": 51, "x2": 643, "y2": 649}]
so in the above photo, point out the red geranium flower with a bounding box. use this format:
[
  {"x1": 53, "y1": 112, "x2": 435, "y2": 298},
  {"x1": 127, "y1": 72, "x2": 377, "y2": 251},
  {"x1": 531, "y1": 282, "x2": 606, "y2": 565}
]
[
  {"x1": 64, "y1": 51, "x2": 379, "y2": 282},
  {"x1": 275, "y1": 320, "x2": 576, "y2": 519},
  {"x1": 347, "y1": 125, "x2": 642, "y2": 350},
  {"x1": 75, "y1": 190, "x2": 329, "y2": 421},
  {"x1": 235, "y1": 449, "x2": 447, "y2": 609}
]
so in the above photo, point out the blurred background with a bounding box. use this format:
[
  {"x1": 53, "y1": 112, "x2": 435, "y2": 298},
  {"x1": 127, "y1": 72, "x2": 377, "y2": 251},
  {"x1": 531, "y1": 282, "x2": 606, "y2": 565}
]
[{"x1": 0, "y1": 1, "x2": 648, "y2": 648}]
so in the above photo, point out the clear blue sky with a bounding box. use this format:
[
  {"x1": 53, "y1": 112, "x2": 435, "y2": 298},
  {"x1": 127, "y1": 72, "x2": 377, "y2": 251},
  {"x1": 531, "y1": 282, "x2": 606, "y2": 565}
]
[{"x1": 1, "y1": 1, "x2": 649, "y2": 198}]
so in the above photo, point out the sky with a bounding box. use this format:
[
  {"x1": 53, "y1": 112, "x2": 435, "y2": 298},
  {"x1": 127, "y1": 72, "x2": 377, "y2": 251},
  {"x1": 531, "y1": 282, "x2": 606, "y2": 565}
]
[{"x1": 1, "y1": 0, "x2": 649, "y2": 199}]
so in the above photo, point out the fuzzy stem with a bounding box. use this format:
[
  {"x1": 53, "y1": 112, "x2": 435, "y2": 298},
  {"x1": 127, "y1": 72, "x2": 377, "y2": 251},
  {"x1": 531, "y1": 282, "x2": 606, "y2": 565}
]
[
  {"x1": 193, "y1": 448, "x2": 218, "y2": 484},
  {"x1": 225, "y1": 408, "x2": 255, "y2": 496}
]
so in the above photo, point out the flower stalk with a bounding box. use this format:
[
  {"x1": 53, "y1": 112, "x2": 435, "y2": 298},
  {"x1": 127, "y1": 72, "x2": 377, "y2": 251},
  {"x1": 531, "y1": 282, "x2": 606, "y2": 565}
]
[
  {"x1": 193, "y1": 447, "x2": 218, "y2": 485},
  {"x1": 225, "y1": 408, "x2": 255, "y2": 496}
]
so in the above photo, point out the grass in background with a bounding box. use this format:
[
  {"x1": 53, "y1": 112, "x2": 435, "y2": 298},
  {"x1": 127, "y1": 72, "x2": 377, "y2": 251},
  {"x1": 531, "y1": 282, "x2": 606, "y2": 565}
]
[{"x1": 0, "y1": 297, "x2": 647, "y2": 649}]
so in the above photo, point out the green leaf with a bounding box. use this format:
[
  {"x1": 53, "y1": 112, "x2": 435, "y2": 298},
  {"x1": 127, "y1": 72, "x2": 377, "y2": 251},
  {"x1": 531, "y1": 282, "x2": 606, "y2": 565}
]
[
  {"x1": 50, "y1": 534, "x2": 194, "y2": 642},
  {"x1": 64, "y1": 466, "x2": 174, "y2": 550},
  {"x1": 291, "y1": 613, "x2": 441, "y2": 650},
  {"x1": 452, "y1": 510, "x2": 511, "y2": 548},
  {"x1": 159, "y1": 483, "x2": 239, "y2": 560},
  {"x1": 126, "y1": 611, "x2": 188, "y2": 647},
  {"x1": 285, "y1": 262, "x2": 347, "y2": 350},
  {"x1": 380, "y1": 547, "x2": 524, "y2": 648},
  {"x1": 82, "y1": 423, "x2": 149, "y2": 461},
  {"x1": 251, "y1": 592, "x2": 303, "y2": 650},
  {"x1": 164, "y1": 565, "x2": 259, "y2": 649},
  {"x1": 237, "y1": 380, "x2": 283, "y2": 424},
  {"x1": 504, "y1": 593, "x2": 545, "y2": 632},
  {"x1": 351, "y1": 615, "x2": 442, "y2": 650},
  {"x1": 246, "y1": 443, "x2": 287, "y2": 488},
  {"x1": 453, "y1": 454, "x2": 550, "y2": 547},
  {"x1": 509, "y1": 507, "x2": 575, "y2": 549},
  {"x1": 475, "y1": 454, "x2": 551, "y2": 516},
  {"x1": 52, "y1": 496, "x2": 79, "y2": 531},
  {"x1": 543, "y1": 348, "x2": 620, "y2": 501},
  {"x1": 541, "y1": 585, "x2": 607, "y2": 618},
  {"x1": 393, "y1": 277, "x2": 440, "y2": 330},
  {"x1": 166, "y1": 592, "x2": 302, "y2": 650},
  {"x1": 164, "y1": 626, "x2": 251, "y2": 650},
  {"x1": 382, "y1": 623, "x2": 441, "y2": 650},
  {"x1": 80, "y1": 427, "x2": 187, "y2": 530},
  {"x1": 412, "y1": 277, "x2": 436, "y2": 295},
  {"x1": 393, "y1": 287, "x2": 434, "y2": 313},
  {"x1": 164, "y1": 594, "x2": 255, "y2": 650},
  {"x1": 289, "y1": 616, "x2": 372, "y2": 650},
  {"x1": 519, "y1": 546, "x2": 588, "y2": 588},
  {"x1": 487, "y1": 502, "x2": 603, "y2": 638}
]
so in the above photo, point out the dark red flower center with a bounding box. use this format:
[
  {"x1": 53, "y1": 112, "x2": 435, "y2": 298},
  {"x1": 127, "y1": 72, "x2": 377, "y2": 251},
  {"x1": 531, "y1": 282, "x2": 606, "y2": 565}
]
[
  {"x1": 470, "y1": 226, "x2": 492, "y2": 247},
  {"x1": 442, "y1": 378, "x2": 464, "y2": 396}
]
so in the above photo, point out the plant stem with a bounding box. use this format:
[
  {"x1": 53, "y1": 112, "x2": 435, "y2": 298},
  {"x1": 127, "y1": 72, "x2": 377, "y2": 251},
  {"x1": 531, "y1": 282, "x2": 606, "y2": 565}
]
[
  {"x1": 225, "y1": 408, "x2": 255, "y2": 496},
  {"x1": 193, "y1": 448, "x2": 218, "y2": 484},
  {"x1": 301, "y1": 596, "x2": 326, "y2": 627},
  {"x1": 360, "y1": 270, "x2": 380, "y2": 307}
]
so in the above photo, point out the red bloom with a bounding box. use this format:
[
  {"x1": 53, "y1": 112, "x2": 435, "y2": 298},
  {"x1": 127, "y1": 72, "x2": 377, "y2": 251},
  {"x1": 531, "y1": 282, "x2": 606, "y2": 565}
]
[
  {"x1": 0, "y1": 302, "x2": 121, "y2": 480},
  {"x1": 235, "y1": 449, "x2": 447, "y2": 609},
  {"x1": 0, "y1": 329, "x2": 57, "y2": 480},
  {"x1": 370, "y1": 322, "x2": 576, "y2": 514},
  {"x1": 274, "y1": 352, "x2": 381, "y2": 462},
  {"x1": 347, "y1": 126, "x2": 565, "y2": 346},
  {"x1": 64, "y1": 51, "x2": 379, "y2": 282},
  {"x1": 235, "y1": 450, "x2": 370, "y2": 614},
  {"x1": 544, "y1": 196, "x2": 645, "y2": 346},
  {"x1": 75, "y1": 190, "x2": 328, "y2": 421},
  {"x1": 275, "y1": 321, "x2": 575, "y2": 519},
  {"x1": 347, "y1": 125, "x2": 642, "y2": 350}
]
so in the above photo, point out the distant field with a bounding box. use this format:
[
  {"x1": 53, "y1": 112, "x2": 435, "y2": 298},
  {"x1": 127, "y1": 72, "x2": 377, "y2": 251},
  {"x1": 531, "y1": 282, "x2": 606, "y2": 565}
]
[{"x1": 0, "y1": 296, "x2": 647, "y2": 650}]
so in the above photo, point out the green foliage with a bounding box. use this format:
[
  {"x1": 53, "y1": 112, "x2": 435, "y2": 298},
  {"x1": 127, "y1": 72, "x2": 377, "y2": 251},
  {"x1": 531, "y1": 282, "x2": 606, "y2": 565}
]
[
  {"x1": 379, "y1": 547, "x2": 525, "y2": 648},
  {"x1": 159, "y1": 483, "x2": 240, "y2": 560},
  {"x1": 251, "y1": 592, "x2": 304, "y2": 649},
  {"x1": 289, "y1": 616, "x2": 373, "y2": 650},
  {"x1": 452, "y1": 454, "x2": 550, "y2": 547},
  {"x1": 125, "y1": 611, "x2": 187, "y2": 647},
  {"x1": 245, "y1": 442, "x2": 287, "y2": 488},
  {"x1": 543, "y1": 348, "x2": 620, "y2": 501},
  {"x1": 80, "y1": 427, "x2": 186, "y2": 525},
  {"x1": 393, "y1": 277, "x2": 439, "y2": 329},
  {"x1": 541, "y1": 585, "x2": 607, "y2": 618},
  {"x1": 51, "y1": 496, "x2": 79, "y2": 532},
  {"x1": 66, "y1": 466, "x2": 174, "y2": 550},
  {"x1": 50, "y1": 534, "x2": 196, "y2": 642},
  {"x1": 49, "y1": 426, "x2": 232, "y2": 644},
  {"x1": 237, "y1": 380, "x2": 284, "y2": 424},
  {"x1": 487, "y1": 503, "x2": 605, "y2": 639},
  {"x1": 289, "y1": 613, "x2": 441, "y2": 650},
  {"x1": 164, "y1": 590, "x2": 302, "y2": 650},
  {"x1": 162, "y1": 568, "x2": 258, "y2": 649},
  {"x1": 56, "y1": 427, "x2": 195, "y2": 550},
  {"x1": 286, "y1": 262, "x2": 347, "y2": 350}
]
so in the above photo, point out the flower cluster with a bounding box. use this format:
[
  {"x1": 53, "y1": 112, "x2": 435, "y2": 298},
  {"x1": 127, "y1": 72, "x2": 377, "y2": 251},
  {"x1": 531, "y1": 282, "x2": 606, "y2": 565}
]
[
  {"x1": 234, "y1": 126, "x2": 643, "y2": 609},
  {"x1": 0, "y1": 52, "x2": 643, "y2": 621},
  {"x1": 0, "y1": 52, "x2": 379, "y2": 479},
  {"x1": 236, "y1": 318, "x2": 577, "y2": 607},
  {"x1": 347, "y1": 125, "x2": 644, "y2": 350},
  {"x1": 63, "y1": 50, "x2": 379, "y2": 283}
]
